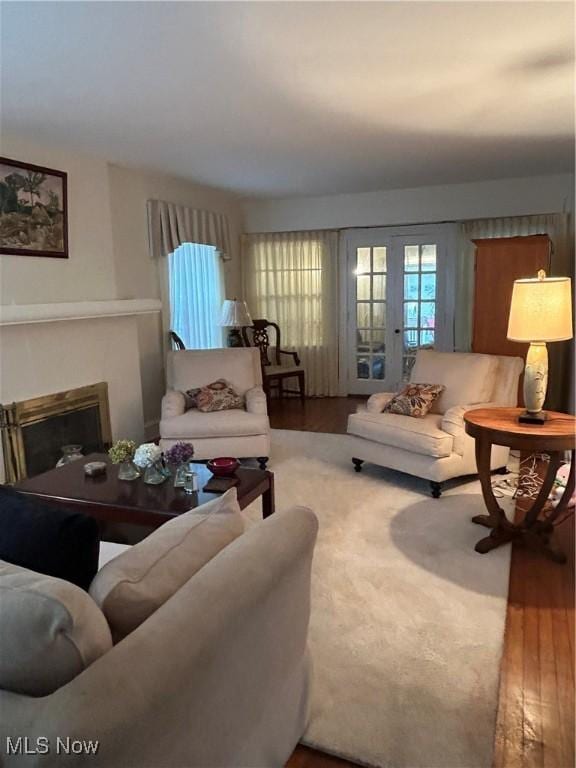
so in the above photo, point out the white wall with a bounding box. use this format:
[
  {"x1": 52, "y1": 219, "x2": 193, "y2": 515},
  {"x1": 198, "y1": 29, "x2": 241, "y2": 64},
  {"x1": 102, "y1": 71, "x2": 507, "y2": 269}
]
[
  {"x1": 0, "y1": 137, "x2": 117, "y2": 304},
  {"x1": 107, "y1": 164, "x2": 243, "y2": 435},
  {"x1": 242, "y1": 174, "x2": 575, "y2": 233},
  {"x1": 0, "y1": 316, "x2": 144, "y2": 483},
  {"x1": 0, "y1": 136, "x2": 243, "y2": 437}
]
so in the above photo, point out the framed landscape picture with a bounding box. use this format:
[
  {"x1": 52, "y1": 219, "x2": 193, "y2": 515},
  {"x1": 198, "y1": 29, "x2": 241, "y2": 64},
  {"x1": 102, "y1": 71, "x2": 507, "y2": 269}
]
[{"x1": 0, "y1": 157, "x2": 68, "y2": 258}]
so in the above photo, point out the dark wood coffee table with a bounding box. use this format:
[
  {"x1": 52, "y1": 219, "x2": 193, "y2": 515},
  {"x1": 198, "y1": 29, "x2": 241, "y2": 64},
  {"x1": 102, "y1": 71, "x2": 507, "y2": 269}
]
[{"x1": 14, "y1": 454, "x2": 275, "y2": 542}]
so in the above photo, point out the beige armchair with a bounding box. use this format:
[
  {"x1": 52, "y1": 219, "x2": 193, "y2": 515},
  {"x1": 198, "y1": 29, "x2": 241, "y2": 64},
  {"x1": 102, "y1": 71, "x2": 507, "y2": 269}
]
[
  {"x1": 347, "y1": 350, "x2": 524, "y2": 497},
  {"x1": 160, "y1": 348, "x2": 271, "y2": 468}
]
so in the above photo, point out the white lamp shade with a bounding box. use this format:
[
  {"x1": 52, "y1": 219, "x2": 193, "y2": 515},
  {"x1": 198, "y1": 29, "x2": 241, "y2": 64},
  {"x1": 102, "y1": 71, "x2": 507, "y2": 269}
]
[
  {"x1": 507, "y1": 276, "x2": 573, "y2": 343},
  {"x1": 219, "y1": 299, "x2": 252, "y2": 328}
]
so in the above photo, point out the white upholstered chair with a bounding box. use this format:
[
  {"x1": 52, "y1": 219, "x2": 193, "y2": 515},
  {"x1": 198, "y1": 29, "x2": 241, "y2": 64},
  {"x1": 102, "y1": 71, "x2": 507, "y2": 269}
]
[
  {"x1": 160, "y1": 348, "x2": 271, "y2": 468},
  {"x1": 347, "y1": 350, "x2": 524, "y2": 497}
]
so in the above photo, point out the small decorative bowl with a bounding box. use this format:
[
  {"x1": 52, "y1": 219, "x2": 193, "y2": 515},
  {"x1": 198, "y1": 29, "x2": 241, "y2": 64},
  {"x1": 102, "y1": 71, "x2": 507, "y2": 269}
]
[{"x1": 207, "y1": 457, "x2": 239, "y2": 477}]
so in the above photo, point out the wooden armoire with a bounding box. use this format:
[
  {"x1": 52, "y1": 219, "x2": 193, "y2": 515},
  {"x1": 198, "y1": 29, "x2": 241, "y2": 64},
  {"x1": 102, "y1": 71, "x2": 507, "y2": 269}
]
[{"x1": 471, "y1": 234, "x2": 552, "y2": 404}]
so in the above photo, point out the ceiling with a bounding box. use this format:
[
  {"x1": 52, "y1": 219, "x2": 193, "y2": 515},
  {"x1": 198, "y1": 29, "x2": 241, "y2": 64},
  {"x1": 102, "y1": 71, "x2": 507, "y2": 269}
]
[{"x1": 2, "y1": 1, "x2": 574, "y2": 198}]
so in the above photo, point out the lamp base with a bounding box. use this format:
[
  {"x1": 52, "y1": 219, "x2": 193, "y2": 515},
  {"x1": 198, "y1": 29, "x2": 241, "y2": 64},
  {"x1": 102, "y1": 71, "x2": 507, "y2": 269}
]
[
  {"x1": 518, "y1": 410, "x2": 547, "y2": 425},
  {"x1": 226, "y1": 328, "x2": 244, "y2": 347}
]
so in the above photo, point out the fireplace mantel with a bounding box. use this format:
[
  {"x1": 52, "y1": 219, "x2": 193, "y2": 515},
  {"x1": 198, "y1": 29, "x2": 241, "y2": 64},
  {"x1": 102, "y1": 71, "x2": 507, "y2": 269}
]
[{"x1": 0, "y1": 299, "x2": 161, "y2": 326}]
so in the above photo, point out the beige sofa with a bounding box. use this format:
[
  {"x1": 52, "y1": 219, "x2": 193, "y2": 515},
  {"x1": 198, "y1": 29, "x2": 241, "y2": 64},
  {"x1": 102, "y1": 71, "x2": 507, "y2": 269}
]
[
  {"x1": 0, "y1": 507, "x2": 318, "y2": 768},
  {"x1": 347, "y1": 350, "x2": 524, "y2": 497},
  {"x1": 160, "y1": 348, "x2": 271, "y2": 468}
]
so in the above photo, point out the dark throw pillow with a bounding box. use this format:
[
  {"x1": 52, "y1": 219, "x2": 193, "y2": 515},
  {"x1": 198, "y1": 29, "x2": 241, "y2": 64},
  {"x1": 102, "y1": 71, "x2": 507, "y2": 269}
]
[
  {"x1": 183, "y1": 386, "x2": 202, "y2": 410},
  {"x1": 0, "y1": 486, "x2": 100, "y2": 591}
]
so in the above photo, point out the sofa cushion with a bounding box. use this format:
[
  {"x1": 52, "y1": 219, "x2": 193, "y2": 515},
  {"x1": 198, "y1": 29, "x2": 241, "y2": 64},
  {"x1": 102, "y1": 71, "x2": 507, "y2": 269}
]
[
  {"x1": 348, "y1": 409, "x2": 454, "y2": 458},
  {"x1": 89, "y1": 488, "x2": 244, "y2": 641},
  {"x1": 410, "y1": 350, "x2": 498, "y2": 414},
  {"x1": 0, "y1": 486, "x2": 100, "y2": 591},
  {"x1": 160, "y1": 408, "x2": 269, "y2": 439},
  {"x1": 0, "y1": 560, "x2": 112, "y2": 696}
]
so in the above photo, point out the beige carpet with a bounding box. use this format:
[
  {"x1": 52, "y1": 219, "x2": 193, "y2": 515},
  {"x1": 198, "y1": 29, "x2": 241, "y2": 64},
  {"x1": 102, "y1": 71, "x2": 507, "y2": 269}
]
[{"x1": 244, "y1": 430, "x2": 512, "y2": 768}]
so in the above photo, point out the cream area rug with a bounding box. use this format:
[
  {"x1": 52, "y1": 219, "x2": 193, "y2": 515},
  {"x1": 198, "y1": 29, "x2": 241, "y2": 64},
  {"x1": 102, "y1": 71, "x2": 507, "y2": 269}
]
[{"x1": 243, "y1": 430, "x2": 512, "y2": 768}]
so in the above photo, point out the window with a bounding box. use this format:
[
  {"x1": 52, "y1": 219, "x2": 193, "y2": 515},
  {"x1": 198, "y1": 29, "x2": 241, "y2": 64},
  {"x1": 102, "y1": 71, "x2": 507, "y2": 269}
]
[
  {"x1": 168, "y1": 243, "x2": 224, "y2": 349},
  {"x1": 243, "y1": 231, "x2": 340, "y2": 396},
  {"x1": 250, "y1": 237, "x2": 325, "y2": 347}
]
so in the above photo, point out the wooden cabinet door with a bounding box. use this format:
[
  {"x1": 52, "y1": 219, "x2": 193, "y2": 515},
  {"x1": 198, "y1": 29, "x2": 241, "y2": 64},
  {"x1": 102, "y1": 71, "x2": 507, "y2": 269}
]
[{"x1": 472, "y1": 235, "x2": 551, "y2": 357}]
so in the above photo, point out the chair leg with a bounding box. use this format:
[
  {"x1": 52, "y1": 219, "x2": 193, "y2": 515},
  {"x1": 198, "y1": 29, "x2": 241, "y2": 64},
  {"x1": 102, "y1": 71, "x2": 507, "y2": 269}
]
[
  {"x1": 298, "y1": 371, "x2": 305, "y2": 404},
  {"x1": 430, "y1": 481, "x2": 442, "y2": 499},
  {"x1": 352, "y1": 458, "x2": 364, "y2": 473},
  {"x1": 257, "y1": 457, "x2": 269, "y2": 470}
]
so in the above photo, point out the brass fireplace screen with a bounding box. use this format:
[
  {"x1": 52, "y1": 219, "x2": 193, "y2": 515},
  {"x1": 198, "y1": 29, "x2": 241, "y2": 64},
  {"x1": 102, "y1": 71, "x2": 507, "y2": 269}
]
[{"x1": 0, "y1": 382, "x2": 112, "y2": 483}]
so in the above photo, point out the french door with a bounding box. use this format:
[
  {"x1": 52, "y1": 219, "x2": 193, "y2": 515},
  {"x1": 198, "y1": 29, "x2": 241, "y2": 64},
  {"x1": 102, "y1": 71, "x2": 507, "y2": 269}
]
[{"x1": 342, "y1": 225, "x2": 455, "y2": 395}]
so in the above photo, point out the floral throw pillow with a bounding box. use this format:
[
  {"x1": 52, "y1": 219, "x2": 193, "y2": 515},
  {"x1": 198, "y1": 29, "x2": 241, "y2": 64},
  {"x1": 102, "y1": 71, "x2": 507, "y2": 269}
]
[
  {"x1": 196, "y1": 380, "x2": 244, "y2": 413},
  {"x1": 383, "y1": 383, "x2": 445, "y2": 418}
]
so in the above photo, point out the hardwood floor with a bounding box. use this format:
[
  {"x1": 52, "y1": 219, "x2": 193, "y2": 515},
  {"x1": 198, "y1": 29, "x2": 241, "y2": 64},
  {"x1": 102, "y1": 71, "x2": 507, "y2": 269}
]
[
  {"x1": 275, "y1": 397, "x2": 574, "y2": 768},
  {"x1": 268, "y1": 395, "x2": 364, "y2": 435}
]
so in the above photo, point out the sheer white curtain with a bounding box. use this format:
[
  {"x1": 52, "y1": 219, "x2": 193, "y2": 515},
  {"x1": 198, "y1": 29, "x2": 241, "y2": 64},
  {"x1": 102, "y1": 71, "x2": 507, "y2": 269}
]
[
  {"x1": 168, "y1": 243, "x2": 224, "y2": 349},
  {"x1": 242, "y1": 230, "x2": 339, "y2": 396}
]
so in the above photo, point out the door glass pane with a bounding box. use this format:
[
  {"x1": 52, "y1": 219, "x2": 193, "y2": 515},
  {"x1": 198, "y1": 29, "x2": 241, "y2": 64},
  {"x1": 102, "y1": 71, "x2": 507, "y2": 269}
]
[
  {"x1": 420, "y1": 302, "x2": 435, "y2": 329},
  {"x1": 372, "y1": 357, "x2": 385, "y2": 379},
  {"x1": 356, "y1": 248, "x2": 371, "y2": 274},
  {"x1": 372, "y1": 329, "x2": 386, "y2": 353},
  {"x1": 420, "y1": 273, "x2": 436, "y2": 299},
  {"x1": 357, "y1": 357, "x2": 370, "y2": 379},
  {"x1": 420, "y1": 330, "x2": 435, "y2": 347},
  {"x1": 356, "y1": 329, "x2": 370, "y2": 354},
  {"x1": 357, "y1": 275, "x2": 370, "y2": 300},
  {"x1": 421, "y1": 245, "x2": 437, "y2": 271},
  {"x1": 357, "y1": 303, "x2": 370, "y2": 328},
  {"x1": 373, "y1": 247, "x2": 387, "y2": 272},
  {"x1": 373, "y1": 274, "x2": 386, "y2": 301},
  {"x1": 404, "y1": 246, "x2": 419, "y2": 272},
  {"x1": 372, "y1": 303, "x2": 385, "y2": 328},
  {"x1": 404, "y1": 302, "x2": 418, "y2": 328},
  {"x1": 403, "y1": 356, "x2": 416, "y2": 380},
  {"x1": 404, "y1": 330, "x2": 418, "y2": 353},
  {"x1": 404, "y1": 274, "x2": 419, "y2": 300}
]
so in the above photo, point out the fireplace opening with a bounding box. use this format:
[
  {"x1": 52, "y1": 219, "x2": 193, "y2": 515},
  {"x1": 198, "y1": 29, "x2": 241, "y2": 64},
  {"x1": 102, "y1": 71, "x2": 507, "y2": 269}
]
[{"x1": 1, "y1": 383, "x2": 112, "y2": 483}]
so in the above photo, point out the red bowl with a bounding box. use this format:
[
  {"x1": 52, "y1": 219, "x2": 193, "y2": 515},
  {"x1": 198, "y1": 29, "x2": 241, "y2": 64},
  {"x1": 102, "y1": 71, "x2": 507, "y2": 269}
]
[{"x1": 207, "y1": 457, "x2": 239, "y2": 477}]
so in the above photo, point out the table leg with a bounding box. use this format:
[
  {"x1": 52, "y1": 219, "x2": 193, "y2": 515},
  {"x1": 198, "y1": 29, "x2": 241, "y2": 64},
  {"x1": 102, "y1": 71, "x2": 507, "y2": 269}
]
[
  {"x1": 522, "y1": 451, "x2": 563, "y2": 529},
  {"x1": 262, "y1": 472, "x2": 275, "y2": 518},
  {"x1": 520, "y1": 450, "x2": 573, "y2": 563},
  {"x1": 472, "y1": 435, "x2": 509, "y2": 529},
  {"x1": 472, "y1": 434, "x2": 519, "y2": 554}
]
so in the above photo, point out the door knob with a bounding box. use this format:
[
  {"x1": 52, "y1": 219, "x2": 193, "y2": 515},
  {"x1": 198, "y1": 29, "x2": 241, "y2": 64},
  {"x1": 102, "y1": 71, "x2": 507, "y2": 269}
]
[{"x1": 394, "y1": 329, "x2": 400, "y2": 334}]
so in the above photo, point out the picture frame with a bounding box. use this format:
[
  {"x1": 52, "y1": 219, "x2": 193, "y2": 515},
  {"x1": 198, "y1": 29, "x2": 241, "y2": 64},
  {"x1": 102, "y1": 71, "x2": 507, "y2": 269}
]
[{"x1": 0, "y1": 156, "x2": 68, "y2": 259}]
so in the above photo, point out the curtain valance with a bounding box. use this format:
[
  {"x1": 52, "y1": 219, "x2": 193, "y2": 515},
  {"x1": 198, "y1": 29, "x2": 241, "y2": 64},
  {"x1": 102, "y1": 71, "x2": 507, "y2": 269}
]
[{"x1": 147, "y1": 199, "x2": 231, "y2": 260}]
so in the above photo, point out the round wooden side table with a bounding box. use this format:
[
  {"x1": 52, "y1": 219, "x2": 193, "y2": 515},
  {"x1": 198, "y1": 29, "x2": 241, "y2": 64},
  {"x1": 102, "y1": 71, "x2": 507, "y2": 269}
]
[{"x1": 464, "y1": 407, "x2": 575, "y2": 563}]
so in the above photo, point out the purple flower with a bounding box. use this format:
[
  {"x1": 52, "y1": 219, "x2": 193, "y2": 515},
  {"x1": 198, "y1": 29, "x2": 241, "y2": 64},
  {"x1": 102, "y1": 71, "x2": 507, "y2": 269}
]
[{"x1": 164, "y1": 442, "x2": 195, "y2": 465}]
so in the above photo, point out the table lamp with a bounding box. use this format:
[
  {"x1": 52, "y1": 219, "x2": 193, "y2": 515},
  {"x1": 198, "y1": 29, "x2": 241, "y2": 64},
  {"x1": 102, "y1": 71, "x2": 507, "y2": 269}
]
[
  {"x1": 219, "y1": 299, "x2": 252, "y2": 347},
  {"x1": 507, "y1": 269, "x2": 573, "y2": 424}
]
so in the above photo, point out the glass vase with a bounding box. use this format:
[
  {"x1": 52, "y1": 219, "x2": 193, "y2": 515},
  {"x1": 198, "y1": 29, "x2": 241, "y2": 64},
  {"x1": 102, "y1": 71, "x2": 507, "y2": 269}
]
[
  {"x1": 143, "y1": 461, "x2": 167, "y2": 485},
  {"x1": 56, "y1": 444, "x2": 84, "y2": 467},
  {"x1": 118, "y1": 460, "x2": 140, "y2": 481},
  {"x1": 173, "y1": 462, "x2": 190, "y2": 488}
]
